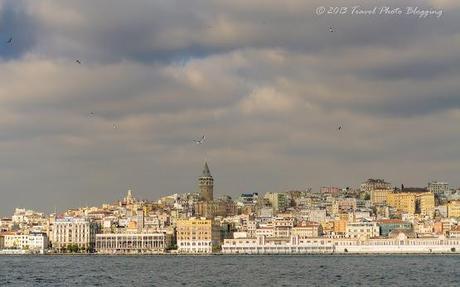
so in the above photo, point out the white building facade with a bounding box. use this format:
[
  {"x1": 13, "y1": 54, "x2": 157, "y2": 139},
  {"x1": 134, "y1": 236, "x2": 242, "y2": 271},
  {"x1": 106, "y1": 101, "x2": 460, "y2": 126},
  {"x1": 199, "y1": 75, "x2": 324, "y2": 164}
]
[
  {"x1": 3, "y1": 233, "x2": 48, "y2": 254},
  {"x1": 222, "y1": 234, "x2": 460, "y2": 254},
  {"x1": 52, "y1": 217, "x2": 98, "y2": 252},
  {"x1": 95, "y1": 233, "x2": 170, "y2": 254}
]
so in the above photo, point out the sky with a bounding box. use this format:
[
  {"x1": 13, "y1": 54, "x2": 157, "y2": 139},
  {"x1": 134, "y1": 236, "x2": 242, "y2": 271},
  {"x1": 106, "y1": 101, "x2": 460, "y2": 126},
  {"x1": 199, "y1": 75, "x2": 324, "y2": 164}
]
[{"x1": 0, "y1": 0, "x2": 459, "y2": 215}]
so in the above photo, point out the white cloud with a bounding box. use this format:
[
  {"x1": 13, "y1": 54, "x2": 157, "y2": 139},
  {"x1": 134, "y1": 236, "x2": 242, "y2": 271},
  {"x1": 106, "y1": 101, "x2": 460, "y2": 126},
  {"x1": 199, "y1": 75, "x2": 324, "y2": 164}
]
[{"x1": 239, "y1": 87, "x2": 296, "y2": 114}]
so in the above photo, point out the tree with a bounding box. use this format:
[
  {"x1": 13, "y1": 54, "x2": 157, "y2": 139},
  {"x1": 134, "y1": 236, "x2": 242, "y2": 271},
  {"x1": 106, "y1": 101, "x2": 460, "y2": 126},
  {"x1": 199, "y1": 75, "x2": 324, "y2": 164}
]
[{"x1": 67, "y1": 244, "x2": 80, "y2": 253}]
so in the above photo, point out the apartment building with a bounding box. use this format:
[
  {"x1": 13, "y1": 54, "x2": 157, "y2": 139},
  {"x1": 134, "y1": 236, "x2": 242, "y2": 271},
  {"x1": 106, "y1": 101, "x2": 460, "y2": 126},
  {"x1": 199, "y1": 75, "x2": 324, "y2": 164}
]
[
  {"x1": 176, "y1": 217, "x2": 221, "y2": 254},
  {"x1": 52, "y1": 217, "x2": 99, "y2": 252}
]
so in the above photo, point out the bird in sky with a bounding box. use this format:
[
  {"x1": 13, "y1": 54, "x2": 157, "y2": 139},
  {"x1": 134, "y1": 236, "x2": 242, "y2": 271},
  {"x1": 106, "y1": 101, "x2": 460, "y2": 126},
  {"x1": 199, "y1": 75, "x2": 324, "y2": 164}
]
[
  {"x1": 338, "y1": 125, "x2": 342, "y2": 131},
  {"x1": 329, "y1": 26, "x2": 334, "y2": 33},
  {"x1": 6, "y1": 37, "x2": 13, "y2": 44},
  {"x1": 113, "y1": 123, "x2": 119, "y2": 129},
  {"x1": 193, "y1": 135, "x2": 206, "y2": 144},
  {"x1": 76, "y1": 59, "x2": 81, "y2": 64}
]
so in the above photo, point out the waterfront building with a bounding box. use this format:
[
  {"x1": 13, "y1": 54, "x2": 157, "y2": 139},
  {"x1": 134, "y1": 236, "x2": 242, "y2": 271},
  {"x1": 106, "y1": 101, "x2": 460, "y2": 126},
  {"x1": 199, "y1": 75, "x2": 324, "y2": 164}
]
[
  {"x1": 52, "y1": 217, "x2": 99, "y2": 252},
  {"x1": 222, "y1": 233, "x2": 460, "y2": 254},
  {"x1": 199, "y1": 162, "x2": 214, "y2": 202},
  {"x1": 222, "y1": 235, "x2": 335, "y2": 254},
  {"x1": 176, "y1": 217, "x2": 221, "y2": 254},
  {"x1": 334, "y1": 232, "x2": 460, "y2": 254},
  {"x1": 0, "y1": 235, "x2": 4, "y2": 249},
  {"x1": 95, "y1": 233, "x2": 171, "y2": 254},
  {"x1": 3, "y1": 233, "x2": 48, "y2": 254},
  {"x1": 447, "y1": 201, "x2": 460, "y2": 218}
]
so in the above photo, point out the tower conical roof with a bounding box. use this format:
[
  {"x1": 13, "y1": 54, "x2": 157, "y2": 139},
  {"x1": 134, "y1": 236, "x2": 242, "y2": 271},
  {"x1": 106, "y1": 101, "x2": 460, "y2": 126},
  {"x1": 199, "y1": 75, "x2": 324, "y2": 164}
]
[{"x1": 201, "y1": 162, "x2": 212, "y2": 177}]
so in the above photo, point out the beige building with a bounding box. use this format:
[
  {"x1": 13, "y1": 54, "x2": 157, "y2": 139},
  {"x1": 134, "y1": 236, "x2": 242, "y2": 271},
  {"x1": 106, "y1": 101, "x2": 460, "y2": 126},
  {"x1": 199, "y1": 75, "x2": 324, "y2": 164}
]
[
  {"x1": 360, "y1": 179, "x2": 392, "y2": 193},
  {"x1": 176, "y1": 217, "x2": 221, "y2": 254},
  {"x1": 334, "y1": 219, "x2": 348, "y2": 234},
  {"x1": 346, "y1": 222, "x2": 379, "y2": 239},
  {"x1": 447, "y1": 201, "x2": 460, "y2": 218},
  {"x1": 272, "y1": 217, "x2": 295, "y2": 238},
  {"x1": 371, "y1": 189, "x2": 390, "y2": 205},
  {"x1": 387, "y1": 189, "x2": 434, "y2": 217},
  {"x1": 387, "y1": 192, "x2": 416, "y2": 214},
  {"x1": 418, "y1": 192, "x2": 435, "y2": 217},
  {"x1": 195, "y1": 200, "x2": 237, "y2": 219},
  {"x1": 53, "y1": 217, "x2": 99, "y2": 252},
  {"x1": 292, "y1": 222, "x2": 322, "y2": 238}
]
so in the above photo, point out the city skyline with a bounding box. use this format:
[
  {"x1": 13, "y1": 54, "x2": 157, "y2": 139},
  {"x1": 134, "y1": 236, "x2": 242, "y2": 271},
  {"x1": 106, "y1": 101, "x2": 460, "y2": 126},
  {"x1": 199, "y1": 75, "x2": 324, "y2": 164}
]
[
  {"x1": 0, "y1": 160, "x2": 455, "y2": 217},
  {"x1": 1, "y1": 0, "x2": 460, "y2": 214}
]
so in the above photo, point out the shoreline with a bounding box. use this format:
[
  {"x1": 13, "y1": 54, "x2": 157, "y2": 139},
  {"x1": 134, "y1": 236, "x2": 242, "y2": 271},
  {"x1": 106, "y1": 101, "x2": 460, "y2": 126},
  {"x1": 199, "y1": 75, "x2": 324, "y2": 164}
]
[{"x1": 1, "y1": 252, "x2": 460, "y2": 256}]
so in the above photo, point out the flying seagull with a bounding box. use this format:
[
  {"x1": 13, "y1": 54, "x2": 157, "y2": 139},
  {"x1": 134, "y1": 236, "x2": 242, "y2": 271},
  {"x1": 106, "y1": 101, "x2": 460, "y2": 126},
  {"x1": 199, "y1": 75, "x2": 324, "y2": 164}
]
[
  {"x1": 193, "y1": 135, "x2": 206, "y2": 144},
  {"x1": 113, "y1": 123, "x2": 119, "y2": 129},
  {"x1": 338, "y1": 126, "x2": 342, "y2": 131},
  {"x1": 76, "y1": 59, "x2": 81, "y2": 64},
  {"x1": 329, "y1": 26, "x2": 334, "y2": 33},
  {"x1": 6, "y1": 37, "x2": 13, "y2": 44}
]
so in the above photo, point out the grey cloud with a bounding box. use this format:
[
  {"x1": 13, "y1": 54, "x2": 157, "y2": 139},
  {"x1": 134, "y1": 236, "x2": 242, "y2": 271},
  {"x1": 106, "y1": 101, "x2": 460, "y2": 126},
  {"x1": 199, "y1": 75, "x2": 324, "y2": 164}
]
[{"x1": 0, "y1": 0, "x2": 460, "y2": 214}]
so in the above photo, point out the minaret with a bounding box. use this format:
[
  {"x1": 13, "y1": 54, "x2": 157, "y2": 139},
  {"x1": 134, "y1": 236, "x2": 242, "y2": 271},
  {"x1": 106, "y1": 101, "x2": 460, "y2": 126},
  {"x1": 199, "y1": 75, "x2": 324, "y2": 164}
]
[{"x1": 199, "y1": 162, "x2": 214, "y2": 201}]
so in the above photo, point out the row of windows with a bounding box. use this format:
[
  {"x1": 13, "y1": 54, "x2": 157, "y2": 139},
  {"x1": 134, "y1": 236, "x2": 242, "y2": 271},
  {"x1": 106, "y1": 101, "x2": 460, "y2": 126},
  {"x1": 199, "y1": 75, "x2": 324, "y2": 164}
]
[
  {"x1": 178, "y1": 242, "x2": 211, "y2": 246},
  {"x1": 97, "y1": 236, "x2": 163, "y2": 241},
  {"x1": 335, "y1": 240, "x2": 460, "y2": 246}
]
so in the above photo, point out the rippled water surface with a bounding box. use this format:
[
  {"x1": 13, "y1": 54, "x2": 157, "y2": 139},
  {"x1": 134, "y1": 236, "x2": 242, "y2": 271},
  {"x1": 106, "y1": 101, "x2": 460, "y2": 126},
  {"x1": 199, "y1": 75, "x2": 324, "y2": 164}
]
[{"x1": 0, "y1": 255, "x2": 459, "y2": 286}]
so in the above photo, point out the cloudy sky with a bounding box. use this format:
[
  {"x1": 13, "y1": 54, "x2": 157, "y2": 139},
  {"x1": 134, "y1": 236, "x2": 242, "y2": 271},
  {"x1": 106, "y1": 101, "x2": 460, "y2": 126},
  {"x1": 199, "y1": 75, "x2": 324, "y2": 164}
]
[{"x1": 0, "y1": 0, "x2": 459, "y2": 215}]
